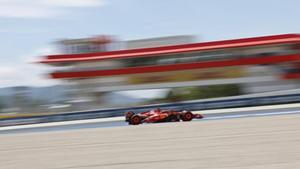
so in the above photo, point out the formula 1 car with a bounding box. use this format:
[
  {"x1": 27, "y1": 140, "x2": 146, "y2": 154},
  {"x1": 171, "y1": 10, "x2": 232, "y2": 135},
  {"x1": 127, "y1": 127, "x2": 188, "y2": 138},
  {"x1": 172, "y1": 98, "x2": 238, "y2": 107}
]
[{"x1": 125, "y1": 108, "x2": 203, "y2": 125}]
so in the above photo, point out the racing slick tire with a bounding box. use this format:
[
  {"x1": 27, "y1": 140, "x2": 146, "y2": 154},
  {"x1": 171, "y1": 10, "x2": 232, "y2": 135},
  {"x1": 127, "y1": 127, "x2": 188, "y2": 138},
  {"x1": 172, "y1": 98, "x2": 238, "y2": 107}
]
[
  {"x1": 181, "y1": 111, "x2": 193, "y2": 121},
  {"x1": 125, "y1": 111, "x2": 135, "y2": 122},
  {"x1": 129, "y1": 115, "x2": 142, "y2": 125}
]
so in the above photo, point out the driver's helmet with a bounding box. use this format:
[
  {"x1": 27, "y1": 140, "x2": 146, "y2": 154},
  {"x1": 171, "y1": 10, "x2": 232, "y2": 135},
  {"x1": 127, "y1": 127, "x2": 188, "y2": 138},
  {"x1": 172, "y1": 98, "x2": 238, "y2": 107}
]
[{"x1": 155, "y1": 108, "x2": 161, "y2": 112}]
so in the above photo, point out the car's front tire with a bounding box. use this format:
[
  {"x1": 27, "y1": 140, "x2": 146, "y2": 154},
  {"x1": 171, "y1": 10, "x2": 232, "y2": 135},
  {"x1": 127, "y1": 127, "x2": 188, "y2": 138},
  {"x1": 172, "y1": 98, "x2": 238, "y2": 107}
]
[
  {"x1": 129, "y1": 115, "x2": 142, "y2": 125},
  {"x1": 181, "y1": 111, "x2": 193, "y2": 121}
]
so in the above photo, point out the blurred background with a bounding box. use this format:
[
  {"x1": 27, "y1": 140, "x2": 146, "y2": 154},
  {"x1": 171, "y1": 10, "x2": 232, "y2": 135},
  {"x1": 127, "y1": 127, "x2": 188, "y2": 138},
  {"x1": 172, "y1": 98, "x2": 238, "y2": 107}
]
[{"x1": 1, "y1": 0, "x2": 300, "y2": 121}]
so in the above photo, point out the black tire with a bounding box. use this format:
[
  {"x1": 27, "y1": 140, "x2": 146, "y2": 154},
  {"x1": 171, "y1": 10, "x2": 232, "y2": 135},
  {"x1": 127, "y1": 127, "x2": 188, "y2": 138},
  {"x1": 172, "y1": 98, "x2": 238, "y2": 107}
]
[
  {"x1": 129, "y1": 115, "x2": 142, "y2": 125},
  {"x1": 125, "y1": 111, "x2": 135, "y2": 122},
  {"x1": 181, "y1": 111, "x2": 193, "y2": 121}
]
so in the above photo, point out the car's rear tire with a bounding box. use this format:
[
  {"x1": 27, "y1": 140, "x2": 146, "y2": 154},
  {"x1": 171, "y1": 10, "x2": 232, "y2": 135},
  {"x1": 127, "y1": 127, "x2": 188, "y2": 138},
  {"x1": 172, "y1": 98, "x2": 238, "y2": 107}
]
[
  {"x1": 125, "y1": 111, "x2": 135, "y2": 122},
  {"x1": 181, "y1": 111, "x2": 193, "y2": 121},
  {"x1": 129, "y1": 115, "x2": 142, "y2": 125}
]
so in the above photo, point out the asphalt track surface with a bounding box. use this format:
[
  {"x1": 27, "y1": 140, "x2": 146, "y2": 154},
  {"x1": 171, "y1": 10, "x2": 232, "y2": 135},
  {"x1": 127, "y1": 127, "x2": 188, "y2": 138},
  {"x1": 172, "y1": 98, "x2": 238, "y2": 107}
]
[
  {"x1": 1, "y1": 113, "x2": 300, "y2": 169},
  {"x1": 0, "y1": 106, "x2": 300, "y2": 169}
]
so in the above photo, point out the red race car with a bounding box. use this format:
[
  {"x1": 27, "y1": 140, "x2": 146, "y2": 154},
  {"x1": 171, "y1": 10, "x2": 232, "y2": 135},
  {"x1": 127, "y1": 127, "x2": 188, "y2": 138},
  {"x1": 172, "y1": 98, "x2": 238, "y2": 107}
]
[{"x1": 125, "y1": 108, "x2": 203, "y2": 125}]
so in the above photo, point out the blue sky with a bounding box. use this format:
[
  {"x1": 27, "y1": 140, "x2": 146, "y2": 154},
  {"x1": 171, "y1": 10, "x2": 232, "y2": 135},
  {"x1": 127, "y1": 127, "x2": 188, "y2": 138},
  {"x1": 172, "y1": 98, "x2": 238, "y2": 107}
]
[{"x1": 0, "y1": 0, "x2": 300, "y2": 89}]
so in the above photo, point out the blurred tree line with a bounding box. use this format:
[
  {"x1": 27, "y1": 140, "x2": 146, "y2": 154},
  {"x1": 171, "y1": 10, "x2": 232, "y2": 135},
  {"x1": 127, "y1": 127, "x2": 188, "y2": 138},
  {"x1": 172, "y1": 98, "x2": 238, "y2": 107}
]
[{"x1": 150, "y1": 84, "x2": 241, "y2": 103}]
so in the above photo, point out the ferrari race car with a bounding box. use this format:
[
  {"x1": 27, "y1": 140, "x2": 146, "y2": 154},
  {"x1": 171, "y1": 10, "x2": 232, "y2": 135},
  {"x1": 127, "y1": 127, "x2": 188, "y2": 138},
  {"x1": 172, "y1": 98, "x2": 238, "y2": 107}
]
[{"x1": 125, "y1": 108, "x2": 203, "y2": 125}]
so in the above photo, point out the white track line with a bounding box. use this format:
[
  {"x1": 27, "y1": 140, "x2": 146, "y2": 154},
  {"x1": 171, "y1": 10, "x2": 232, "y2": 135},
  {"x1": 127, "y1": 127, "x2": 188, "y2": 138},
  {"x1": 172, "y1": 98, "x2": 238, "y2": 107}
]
[
  {"x1": 198, "y1": 103, "x2": 300, "y2": 114},
  {"x1": 0, "y1": 117, "x2": 124, "y2": 131},
  {"x1": 204, "y1": 110, "x2": 300, "y2": 120}
]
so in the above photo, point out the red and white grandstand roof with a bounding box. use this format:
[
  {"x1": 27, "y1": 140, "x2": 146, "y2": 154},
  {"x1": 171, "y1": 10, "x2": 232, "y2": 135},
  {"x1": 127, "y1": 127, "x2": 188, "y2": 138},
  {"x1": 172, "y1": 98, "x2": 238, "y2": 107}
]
[{"x1": 40, "y1": 34, "x2": 300, "y2": 64}]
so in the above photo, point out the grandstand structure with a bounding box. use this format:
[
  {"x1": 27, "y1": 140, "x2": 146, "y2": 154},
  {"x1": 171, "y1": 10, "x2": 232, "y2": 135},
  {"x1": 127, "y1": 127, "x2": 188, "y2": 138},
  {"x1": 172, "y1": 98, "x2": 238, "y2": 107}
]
[{"x1": 40, "y1": 34, "x2": 300, "y2": 104}]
